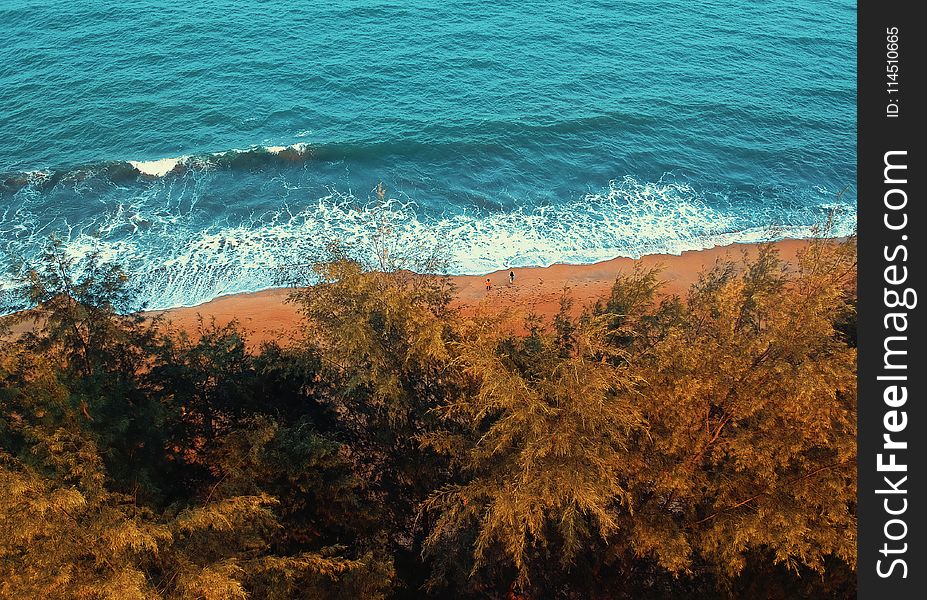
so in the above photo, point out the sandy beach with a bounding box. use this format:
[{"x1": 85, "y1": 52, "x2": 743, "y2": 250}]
[{"x1": 144, "y1": 239, "x2": 810, "y2": 348}]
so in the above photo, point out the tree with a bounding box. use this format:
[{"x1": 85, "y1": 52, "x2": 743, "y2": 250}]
[
  {"x1": 422, "y1": 303, "x2": 646, "y2": 594},
  {"x1": 0, "y1": 235, "x2": 858, "y2": 598},
  {"x1": 0, "y1": 243, "x2": 397, "y2": 599},
  {"x1": 622, "y1": 240, "x2": 857, "y2": 588},
  {"x1": 4, "y1": 242, "x2": 168, "y2": 500},
  {"x1": 287, "y1": 257, "x2": 462, "y2": 594}
]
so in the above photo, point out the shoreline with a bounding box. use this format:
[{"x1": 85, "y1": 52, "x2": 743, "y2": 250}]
[{"x1": 146, "y1": 239, "x2": 813, "y2": 348}]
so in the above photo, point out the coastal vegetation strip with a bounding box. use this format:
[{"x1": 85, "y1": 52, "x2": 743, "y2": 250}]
[{"x1": 0, "y1": 237, "x2": 857, "y2": 598}]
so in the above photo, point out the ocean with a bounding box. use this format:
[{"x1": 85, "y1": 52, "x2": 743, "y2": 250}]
[{"x1": 0, "y1": 0, "x2": 856, "y2": 311}]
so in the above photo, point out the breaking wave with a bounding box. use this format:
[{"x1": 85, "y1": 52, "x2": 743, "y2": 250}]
[{"x1": 0, "y1": 175, "x2": 855, "y2": 313}]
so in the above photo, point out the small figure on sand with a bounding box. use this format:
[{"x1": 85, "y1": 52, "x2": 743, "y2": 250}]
[
  {"x1": 509, "y1": 270, "x2": 515, "y2": 284},
  {"x1": 485, "y1": 278, "x2": 492, "y2": 292}
]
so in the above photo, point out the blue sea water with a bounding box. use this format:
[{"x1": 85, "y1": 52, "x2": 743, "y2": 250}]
[{"x1": 0, "y1": 0, "x2": 856, "y2": 310}]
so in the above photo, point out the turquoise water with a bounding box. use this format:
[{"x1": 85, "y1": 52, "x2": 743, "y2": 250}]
[{"x1": 0, "y1": 0, "x2": 856, "y2": 310}]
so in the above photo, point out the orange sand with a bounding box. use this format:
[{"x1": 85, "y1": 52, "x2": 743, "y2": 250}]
[{"x1": 145, "y1": 239, "x2": 808, "y2": 348}]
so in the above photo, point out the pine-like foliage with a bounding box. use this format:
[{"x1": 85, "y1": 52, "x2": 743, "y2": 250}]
[
  {"x1": 624, "y1": 240, "x2": 857, "y2": 580},
  {"x1": 290, "y1": 257, "x2": 453, "y2": 419},
  {"x1": 1, "y1": 236, "x2": 857, "y2": 598},
  {"x1": 1, "y1": 245, "x2": 395, "y2": 599},
  {"x1": 288, "y1": 259, "x2": 461, "y2": 558},
  {"x1": 423, "y1": 306, "x2": 645, "y2": 588}
]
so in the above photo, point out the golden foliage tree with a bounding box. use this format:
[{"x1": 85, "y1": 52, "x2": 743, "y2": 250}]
[
  {"x1": 623, "y1": 240, "x2": 857, "y2": 581},
  {"x1": 422, "y1": 306, "x2": 646, "y2": 589},
  {"x1": 422, "y1": 240, "x2": 857, "y2": 596},
  {"x1": 1, "y1": 236, "x2": 857, "y2": 598}
]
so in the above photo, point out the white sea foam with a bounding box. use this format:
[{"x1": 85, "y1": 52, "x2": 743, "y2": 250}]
[
  {"x1": 24, "y1": 170, "x2": 52, "y2": 182},
  {"x1": 265, "y1": 142, "x2": 309, "y2": 154},
  {"x1": 124, "y1": 144, "x2": 310, "y2": 178},
  {"x1": 129, "y1": 156, "x2": 186, "y2": 177},
  {"x1": 0, "y1": 177, "x2": 857, "y2": 313}
]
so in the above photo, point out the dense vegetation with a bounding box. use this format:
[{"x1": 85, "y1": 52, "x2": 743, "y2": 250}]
[{"x1": 0, "y1": 237, "x2": 857, "y2": 599}]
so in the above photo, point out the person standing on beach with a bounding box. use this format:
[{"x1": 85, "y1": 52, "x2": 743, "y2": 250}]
[
  {"x1": 509, "y1": 270, "x2": 515, "y2": 284},
  {"x1": 486, "y1": 278, "x2": 492, "y2": 292}
]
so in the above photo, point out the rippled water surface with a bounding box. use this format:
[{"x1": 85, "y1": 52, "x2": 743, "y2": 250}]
[{"x1": 0, "y1": 0, "x2": 856, "y2": 309}]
